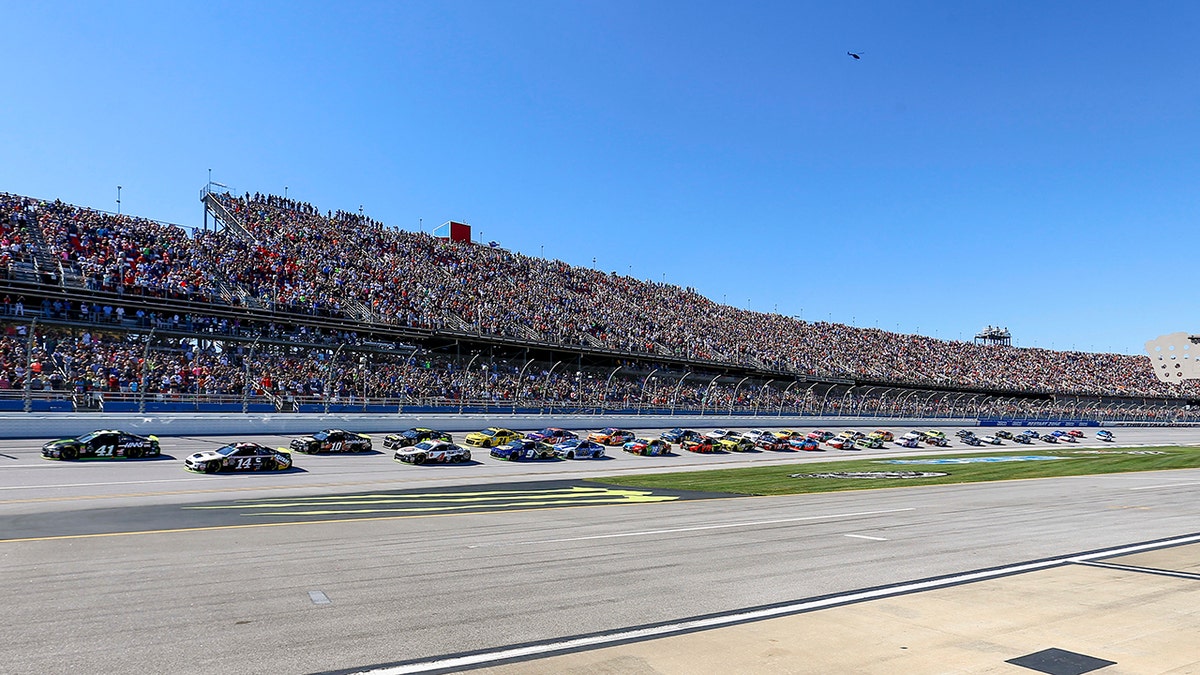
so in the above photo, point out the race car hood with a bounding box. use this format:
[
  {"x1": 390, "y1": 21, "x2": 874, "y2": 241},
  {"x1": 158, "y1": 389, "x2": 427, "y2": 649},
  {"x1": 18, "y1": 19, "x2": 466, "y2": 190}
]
[
  {"x1": 293, "y1": 436, "x2": 318, "y2": 444},
  {"x1": 42, "y1": 438, "x2": 78, "y2": 450},
  {"x1": 187, "y1": 451, "x2": 223, "y2": 462}
]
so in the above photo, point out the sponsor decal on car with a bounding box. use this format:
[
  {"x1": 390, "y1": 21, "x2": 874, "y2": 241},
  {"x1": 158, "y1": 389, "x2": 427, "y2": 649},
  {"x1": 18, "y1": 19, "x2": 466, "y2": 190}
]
[
  {"x1": 881, "y1": 455, "x2": 1070, "y2": 465},
  {"x1": 789, "y1": 471, "x2": 950, "y2": 479}
]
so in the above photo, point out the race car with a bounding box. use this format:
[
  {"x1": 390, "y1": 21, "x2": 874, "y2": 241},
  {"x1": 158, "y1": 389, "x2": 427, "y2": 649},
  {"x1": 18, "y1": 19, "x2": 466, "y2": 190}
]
[
  {"x1": 1057, "y1": 433, "x2": 1077, "y2": 443},
  {"x1": 185, "y1": 443, "x2": 292, "y2": 473},
  {"x1": 491, "y1": 439, "x2": 557, "y2": 461},
  {"x1": 1096, "y1": 430, "x2": 1114, "y2": 442},
  {"x1": 897, "y1": 437, "x2": 921, "y2": 448},
  {"x1": 960, "y1": 435, "x2": 983, "y2": 446},
  {"x1": 660, "y1": 428, "x2": 697, "y2": 443},
  {"x1": 871, "y1": 430, "x2": 895, "y2": 442},
  {"x1": 290, "y1": 429, "x2": 372, "y2": 454},
  {"x1": 925, "y1": 430, "x2": 947, "y2": 440},
  {"x1": 464, "y1": 427, "x2": 521, "y2": 448},
  {"x1": 743, "y1": 429, "x2": 772, "y2": 444},
  {"x1": 898, "y1": 431, "x2": 924, "y2": 444},
  {"x1": 554, "y1": 439, "x2": 606, "y2": 460},
  {"x1": 1067, "y1": 429, "x2": 1085, "y2": 438},
  {"x1": 624, "y1": 438, "x2": 672, "y2": 456},
  {"x1": 1012, "y1": 433, "x2": 1033, "y2": 444},
  {"x1": 811, "y1": 429, "x2": 836, "y2": 442},
  {"x1": 789, "y1": 437, "x2": 822, "y2": 451},
  {"x1": 827, "y1": 436, "x2": 855, "y2": 450},
  {"x1": 394, "y1": 440, "x2": 471, "y2": 464},
  {"x1": 856, "y1": 436, "x2": 884, "y2": 449},
  {"x1": 528, "y1": 427, "x2": 579, "y2": 445},
  {"x1": 773, "y1": 429, "x2": 804, "y2": 441},
  {"x1": 981, "y1": 435, "x2": 1003, "y2": 445},
  {"x1": 717, "y1": 435, "x2": 756, "y2": 452},
  {"x1": 955, "y1": 429, "x2": 974, "y2": 438},
  {"x1": 384, "y1": 428, "x2": 453, "y2": 450},
  {"x1": 924, "y1": 436, "x2": 950, "y2": 447},
  {"x1": 42, "y1": 430, "x2": 161, "y2": 460},
  {"x1": 681, "y1": 437, "x2": 719, "y2": 453},
  {"x1": 756, "y1": 435, "x2": 791, "y2": 451},
  {"x1": 1040, "y1": 433, "x2": 1058, "y2": 443},
  {"x1": 704, "y1": 429, "x2": 737, "y2": 441},
  {"x1": 588, "y1": 427, "x2": 636, "y2": 446},
  {"x1": 849, "y1": 430, "x2": 867, "y2": 440},
  {"x1": 994, "y1": 430, "x2": 1014, "y2": 440}
]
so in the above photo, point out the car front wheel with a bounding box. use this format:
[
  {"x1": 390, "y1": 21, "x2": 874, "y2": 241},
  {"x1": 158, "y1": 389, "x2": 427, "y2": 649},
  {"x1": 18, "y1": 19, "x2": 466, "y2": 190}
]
[{"x1": 205, "y1": 462, "x2": 221, "y2": 474}]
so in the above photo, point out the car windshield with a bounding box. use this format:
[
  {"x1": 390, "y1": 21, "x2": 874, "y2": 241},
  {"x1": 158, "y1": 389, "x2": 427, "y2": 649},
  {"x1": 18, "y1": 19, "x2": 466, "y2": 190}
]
[
  {"x1": 76, "y1": 431, "x2": 102, "y2": 443},
  {"x1": 668, "y1": 428, "x2": 683, "y2": 435},
  {"x1": 413, "y1": 442, "x2": 436, "y2": 451},
  {"x1": 539, "y1": 428, "x2": 556, "y2": 436},
  {"x1": 215, "y1": 445, "x2": 243, "y2": 456},
  {"x1": 601, "y1": 428, "x2": 618, "y2": 434},
  {"x1": 312, "y1": 431, "x2": 331, "y2": 441},
  {"x1": 480, "y1": 429, "x2": 499, "y2": 437}
]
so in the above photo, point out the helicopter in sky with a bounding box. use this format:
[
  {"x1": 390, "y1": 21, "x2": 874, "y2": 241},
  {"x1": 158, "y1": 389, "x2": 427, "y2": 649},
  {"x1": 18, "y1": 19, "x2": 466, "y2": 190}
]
[{"x1": 847, "y1": 51, "x2": 864, "y2": 60}]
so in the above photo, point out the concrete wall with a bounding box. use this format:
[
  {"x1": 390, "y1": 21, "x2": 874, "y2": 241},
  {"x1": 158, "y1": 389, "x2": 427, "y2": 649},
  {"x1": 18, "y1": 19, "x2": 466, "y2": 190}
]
[{"x1": 0, "y1": 413, "x2": 977, "y2": 440}]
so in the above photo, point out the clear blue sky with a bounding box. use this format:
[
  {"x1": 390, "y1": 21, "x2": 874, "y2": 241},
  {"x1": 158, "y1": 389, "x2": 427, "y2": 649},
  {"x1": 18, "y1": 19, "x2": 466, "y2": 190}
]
[{"x1": 3, "y1": 1, "x2": 1196, "y2": 355}]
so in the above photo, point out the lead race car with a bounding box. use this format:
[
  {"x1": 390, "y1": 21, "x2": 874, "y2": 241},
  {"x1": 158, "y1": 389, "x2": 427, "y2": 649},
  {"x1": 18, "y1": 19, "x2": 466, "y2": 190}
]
[
  {"x1": 383, "y1": 428, "x2": 453, "y2": 450},
  {"x1": 42, "y1": 430, "x2": 162, "y2": 460},
  {"x1": 185, "y1": 443, "x2": 292, "y2": 473},
  {"x1": 290, "y1": 429, "x2": 372, "y2": 454}
]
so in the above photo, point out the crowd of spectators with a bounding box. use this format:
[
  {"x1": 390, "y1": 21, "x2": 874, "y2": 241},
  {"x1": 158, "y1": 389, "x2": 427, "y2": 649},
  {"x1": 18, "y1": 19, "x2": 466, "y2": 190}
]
[{"x1": 0, "y1": 190, "x2": 1190, "y2": 400}]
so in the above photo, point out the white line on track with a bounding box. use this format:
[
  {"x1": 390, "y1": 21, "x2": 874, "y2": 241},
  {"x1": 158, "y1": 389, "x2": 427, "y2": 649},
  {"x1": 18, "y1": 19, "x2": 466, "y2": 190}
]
[
  {"x1": 1129, "y1": 481, "x2": 1200, "y2": 491},
  {"x1": 466, "y1": 508, "x2": 915, "y2": 548},
  {"x1": 844, "y1": 534, "x2": 888, "y2": 541},
  {"x1": 356, "y1": 532, "x2": 1200, "y2": 675},
  {"x1": 0, "y1": 477, "x2": 207, "y2": 490}
]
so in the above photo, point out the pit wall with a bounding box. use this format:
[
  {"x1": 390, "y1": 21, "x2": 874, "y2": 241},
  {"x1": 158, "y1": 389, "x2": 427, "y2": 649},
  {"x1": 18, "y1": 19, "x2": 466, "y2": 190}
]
[{"x1": 0, "y1": 413, "x2": 979, "y2": 440}]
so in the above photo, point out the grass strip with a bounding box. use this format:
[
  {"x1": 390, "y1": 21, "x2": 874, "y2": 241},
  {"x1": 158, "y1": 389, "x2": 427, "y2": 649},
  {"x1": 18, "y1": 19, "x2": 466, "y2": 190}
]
[{"x1": 591, "y1": 446, "x2": 1200, "y2": 496}]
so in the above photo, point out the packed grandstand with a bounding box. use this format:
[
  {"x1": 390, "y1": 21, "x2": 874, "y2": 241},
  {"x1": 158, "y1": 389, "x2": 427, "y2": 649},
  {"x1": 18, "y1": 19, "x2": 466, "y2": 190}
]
[{"x1": 0, "y1": 187, "x2": 1194, "y2": 420}]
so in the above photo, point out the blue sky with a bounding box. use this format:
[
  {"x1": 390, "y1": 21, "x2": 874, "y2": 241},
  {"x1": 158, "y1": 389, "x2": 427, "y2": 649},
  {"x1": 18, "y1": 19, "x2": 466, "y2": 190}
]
[{"x1": 2, "y1": 1, "x2": 1196, "y2": 354}]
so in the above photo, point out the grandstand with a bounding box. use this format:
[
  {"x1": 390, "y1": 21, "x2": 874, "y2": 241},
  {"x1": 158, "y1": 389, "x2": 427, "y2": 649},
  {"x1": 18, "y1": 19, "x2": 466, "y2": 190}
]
[{"x1": 1, "y1": 187, "x2": 1195, "y2": 420}]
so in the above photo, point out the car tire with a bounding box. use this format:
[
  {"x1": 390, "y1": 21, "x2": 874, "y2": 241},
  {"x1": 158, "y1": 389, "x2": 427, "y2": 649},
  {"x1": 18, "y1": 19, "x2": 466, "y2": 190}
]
[
  {"x1": 413, "y1": 454, "x2": 426, "y2": 465},
  {"x1": 593, "y1": 450, "x2": 602, "y2": 459},
  {"x1": 462, "y1": 451, "x2": 471, "y2": 462},
  {"x1": 128, "y1": 447, "x2": 143, "y2": 459},
  {"x1": 61, "y1": 447, "x2": 78, "y2": 461},
  {"x1": 205, "y1": 462, "x2": 221, "y2": 474},
  {"x1": 566, "y1": 451, "x2": 575, "y2": 459}
]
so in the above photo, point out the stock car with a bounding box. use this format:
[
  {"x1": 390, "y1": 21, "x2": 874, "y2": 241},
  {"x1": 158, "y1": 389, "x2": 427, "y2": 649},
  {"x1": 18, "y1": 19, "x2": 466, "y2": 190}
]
[
  {"x1": 827, "y1": 436, "x2": 855, "y2": 450},
  {"x1": 756, "y1": 435, "x2": 791, "y2": 451},
  {"x1": 925, "y1": 430, "x2": 947, "y2": 440},
  {"x1": 42, "y1": 430, "x2": 161, "y2": 460},
  {"x1": 856, "y1": 436, "x2": 883, "y2": 449},
  {"x1": 185, "y1": 443, "x2": 292, "y2": 473},
  {"x1": 717, "y1": 435, "x2": 755, "y2": 452},
  {"x1": 528, "y1": 427, "x2": 579, "y2": 445},
  {"x1": 960, "y1": 434, "x2": 983, "y2": 446},
  {"x1": 871, "y1": 430, "x2": 895, "y2": 442},
  {"x1": 624, "y1": 438, "x2": 672, "y2": 456},
  {"x1": 994, "y1": 430, "x2": 1014, "y2": 440},
  {"x1": 491, "y1": 439, "x2": 557, "y2": 461},
  {"x1": 1097, "y1": 430, "x2": 1114, "y2": 442},
  {"x1": 554, "y1": 439, "x2": 606, "y2": 460},
  {"x1": 897, "y1": 436, "x2": 921, "y2": 448},
  {"x1": 661, "y1": 428, "x2": 696, "y2": 443},
  {"x1": 394, "y1": 440, "x2": 471, "y2": 464},
  {"x1": 589, "y1": 427, "x2": 636, "y2": 446},
  {"x1": 811, "y1": 430, "x2": 836, "y2": 442},
  {"x1": 955, "y1": 429, "x2": 974, "y2": 438},
  {"x1": 1067, "y1": 429, "x2": 1085, "y2": 438},
  {"x1": 1012, "y1": 432, "x2": 1034, "y2": 444},
  {"x1": 924, "y1": 435, "x2": 950, "y2": 447},
  {"x1": 773, "y1": 429, "x2": 804, "y2": 441},
  {"x1": 682, "y1": 437, "x2": 719, "y2": 453},
  {"x1": 383, "y1": 428, "x2": 453, "y2": 450},
  {"x1": 1040, "y1": 433, "x2": 1058, "y2": 443},
  {"x1": 464, "y1": 427, "x2": 521, "y2": 448},
  {"x1": 981, "y1": 435, "x2": 1003, "y2": 445},
  {"x1": 789, "y1": 437, "x2": 822, "y2": 451},
  {"x1": 743, "y1": 429, "x2": 773, "y2": 444},
  {"x1": 290, "y1": 429, "x2": 372, "y2": 454},
  {"x1": 704, "y1": 429, "x2": 737, "y2": 441},
  {"x1": 1056, "y1": 432, "x2": 1077, "y2": 443}
]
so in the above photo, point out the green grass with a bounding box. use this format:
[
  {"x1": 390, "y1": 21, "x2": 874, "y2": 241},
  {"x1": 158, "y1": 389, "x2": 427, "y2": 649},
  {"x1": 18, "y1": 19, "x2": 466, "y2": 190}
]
[{"x1": 590, "y1": 446, "x2": 1200, "y2": 495}]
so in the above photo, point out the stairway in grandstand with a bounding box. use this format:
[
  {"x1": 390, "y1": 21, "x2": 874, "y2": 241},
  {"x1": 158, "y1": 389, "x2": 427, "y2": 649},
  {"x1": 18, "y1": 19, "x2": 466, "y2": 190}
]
[{"x1": 14, "y1": 207, "x2": 79, "y2": 287}]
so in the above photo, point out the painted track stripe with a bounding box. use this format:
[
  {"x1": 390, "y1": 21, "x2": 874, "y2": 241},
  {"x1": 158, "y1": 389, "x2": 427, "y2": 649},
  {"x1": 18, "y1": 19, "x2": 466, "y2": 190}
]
[
  {"x1": 1129, "y1": 481, "x2": 1200, "y2": 491},
  {"x1": 344, "y1": 532, "x2": 1200, "y2": 675},
  {"x1": 844, "y1": 533, "x2": 889, "y2": 541},
  {"x1": 467, "y1": 508, "x2": 915, "y2": 548}
]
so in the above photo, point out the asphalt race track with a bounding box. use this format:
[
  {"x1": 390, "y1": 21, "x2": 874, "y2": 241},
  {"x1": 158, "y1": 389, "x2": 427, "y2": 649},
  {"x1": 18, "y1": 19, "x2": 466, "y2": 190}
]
[{"x1": 3, "y1": 424, "x2": 1200, "y2": 674}]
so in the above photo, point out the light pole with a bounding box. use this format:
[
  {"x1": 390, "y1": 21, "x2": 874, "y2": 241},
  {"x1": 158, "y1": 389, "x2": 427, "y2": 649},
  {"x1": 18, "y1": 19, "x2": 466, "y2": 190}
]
[{"x1": 116, "y1": 186, "x2": 121, "y2": 214}]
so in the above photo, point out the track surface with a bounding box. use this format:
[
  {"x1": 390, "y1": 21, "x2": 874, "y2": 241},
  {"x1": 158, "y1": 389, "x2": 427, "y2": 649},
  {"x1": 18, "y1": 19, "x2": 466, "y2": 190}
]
[{"x1": 2, "y1": 425, "x2": 1199, "y2": 674}]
